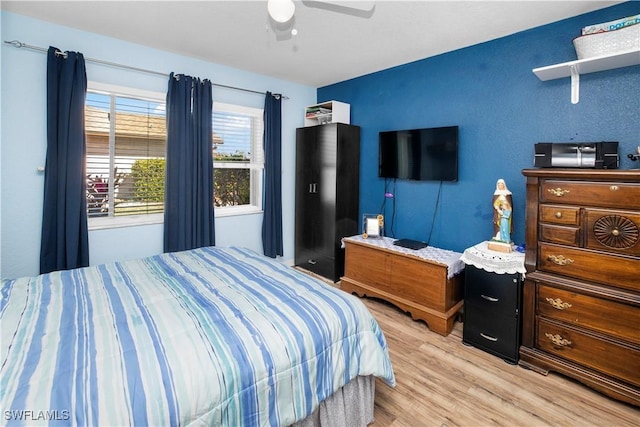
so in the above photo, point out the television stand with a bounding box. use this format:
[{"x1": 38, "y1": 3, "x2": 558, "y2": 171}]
[{"x1": 340, "y1": 236, "x2": 464, "y2": 336}]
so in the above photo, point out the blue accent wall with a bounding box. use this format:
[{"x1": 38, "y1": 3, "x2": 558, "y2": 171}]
[{"x1": 318, "y1": 2, "x2": 640, "y2": 253}]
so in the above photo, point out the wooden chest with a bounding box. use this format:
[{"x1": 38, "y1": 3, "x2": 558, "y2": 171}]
[
  {"x1": 340, "y1": 236, "x2": 464, "y2": 336},
  {"x1": 521, "y1": 169, "x2": 640, "y2": 406}
]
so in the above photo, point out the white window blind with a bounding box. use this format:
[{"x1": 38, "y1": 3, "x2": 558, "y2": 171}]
[
  {"x1": 212, "y1": 102, "x2": 264, "y2": 210},
  {"x1": 85, "y1": 85, "x2": 264, "y2": 227},
  {"x1": 86, "y1": 91, "x2": 166, "y2": 219}
]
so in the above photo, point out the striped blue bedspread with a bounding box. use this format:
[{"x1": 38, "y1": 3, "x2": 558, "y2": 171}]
[{"x1": 1, "y1": 246, "x2": 395, "y2": 426}]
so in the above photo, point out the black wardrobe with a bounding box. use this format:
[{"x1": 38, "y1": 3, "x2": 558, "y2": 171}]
[{"x1": 295, "y1": 123, "x2": 360, "y2": 282}]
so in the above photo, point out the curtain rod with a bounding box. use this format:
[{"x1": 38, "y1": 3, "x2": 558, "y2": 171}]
[{"x1": 4, "y1": 40, "x2": 288, "y2": 99}]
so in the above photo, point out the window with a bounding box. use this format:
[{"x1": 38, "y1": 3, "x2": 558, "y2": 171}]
[
  {"x1": 85, "y1": 84, "x2": 264, "y2": 229},
  {"x1": 212, "y1": 102, "x2": 264, "y2": 214},
  {"x1": 86, "y1": 88, "x2": 166, "y2": 225}
]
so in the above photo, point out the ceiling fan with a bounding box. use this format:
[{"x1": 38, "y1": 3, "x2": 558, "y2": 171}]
[{"x1": 267, "y1": 0, "x2": 376, "y2": 24}]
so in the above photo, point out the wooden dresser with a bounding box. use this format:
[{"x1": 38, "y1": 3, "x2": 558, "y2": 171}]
[
  {"x1": 521, "y1": 169, "x2": 640, "y2": 406},
  {"x1": 340, "y1": 236, "x2": 464, "y2": 336}
]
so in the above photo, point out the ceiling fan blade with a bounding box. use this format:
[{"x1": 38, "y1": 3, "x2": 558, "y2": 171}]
[{"x1": 302, "y1": 1, "x2": 376, "y2": 18}]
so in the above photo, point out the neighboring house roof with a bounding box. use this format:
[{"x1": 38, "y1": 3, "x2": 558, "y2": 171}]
[
  {"x1": 85, "y1": 105, "x2": 224, "y2": 144},
  {"x1": 85, "y1": 105, "x2": 166, "y2": 139}
]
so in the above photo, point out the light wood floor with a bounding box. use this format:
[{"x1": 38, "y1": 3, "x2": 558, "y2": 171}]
[{"x1": 360, "y1": 297, "x2": 640, "y2": 427}]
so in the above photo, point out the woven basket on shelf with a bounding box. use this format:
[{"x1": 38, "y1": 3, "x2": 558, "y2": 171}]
[{"x1": 573, "y1": 23, "x2": 640, "y2": 60}]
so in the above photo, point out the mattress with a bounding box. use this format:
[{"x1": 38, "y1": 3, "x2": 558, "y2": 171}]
[{"x1": 1, "y1": 246, "x2": 395, "y2": 426}]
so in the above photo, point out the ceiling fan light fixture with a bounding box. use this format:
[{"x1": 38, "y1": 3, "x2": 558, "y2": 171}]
[{"x1": 268, "y1": 0, "x2": 295, "y2": 23}]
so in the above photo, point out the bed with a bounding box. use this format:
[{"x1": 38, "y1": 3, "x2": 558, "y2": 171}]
[{"x1": 1, "y1": 246, "x2": 395, "y2": 426}]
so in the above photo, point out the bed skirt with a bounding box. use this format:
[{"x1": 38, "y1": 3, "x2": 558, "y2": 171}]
[{"x1": 291, "y1": 375, "x2": 376, "y2": 427}]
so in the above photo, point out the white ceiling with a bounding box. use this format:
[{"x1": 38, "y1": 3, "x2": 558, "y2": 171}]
[{"x1": 1, "y1": 1, "x2": 623, "y2": 87}]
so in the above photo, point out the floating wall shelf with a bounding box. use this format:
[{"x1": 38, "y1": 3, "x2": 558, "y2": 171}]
[
  {"x1": 304, "y1": 100, "x2": 350, "y2": 126},
  {"x1": 532, "y1": 49, "x2": 640, "y2": 104}
]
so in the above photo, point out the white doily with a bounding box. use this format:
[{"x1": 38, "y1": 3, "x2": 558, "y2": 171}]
[
  {"x1": 342, "y1": 235, "x2": 464, "y2": 279},
  {"x1": 460, "y1": 241, "x2": 526, "y2": 276}
]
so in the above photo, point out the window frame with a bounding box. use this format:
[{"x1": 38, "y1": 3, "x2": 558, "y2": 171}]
[
  {"x1": 212, "y1": 101, "x2": 264, "y2": 217},
  {"x1": 86, "y1": 82, "x2": 265, "y2": 231},
  {"x1": 86, "y1": 82, "x2": 166, "y2": 230}
]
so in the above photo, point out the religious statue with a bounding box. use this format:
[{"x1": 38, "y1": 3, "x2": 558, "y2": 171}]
[
  {"x1": 492, "y1": 179, "x2": 513, "y2": 244},
  {"x1": 496, "y1": 199, "x2": 512, "y2": 242}
]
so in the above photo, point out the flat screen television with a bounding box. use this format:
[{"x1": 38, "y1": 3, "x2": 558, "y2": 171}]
[{"x1": 378, "y1": 125, "x2": 459, "y2": 181}]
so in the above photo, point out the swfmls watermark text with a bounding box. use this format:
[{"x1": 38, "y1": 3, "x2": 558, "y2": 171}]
[{"x1": 4, "y1": 410, "x2": 70, "y2": 422}]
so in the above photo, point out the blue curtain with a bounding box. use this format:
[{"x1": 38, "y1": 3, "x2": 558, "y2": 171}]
[
  {"x1": 40, "y1": 46, "x2": 89, "y2": 274},
  {"x1": 164, "y1": 73, "x2": 215, "y2": 252},
  {"x1": 262, "y1": 92, "x2": 283, "y2": 258}
]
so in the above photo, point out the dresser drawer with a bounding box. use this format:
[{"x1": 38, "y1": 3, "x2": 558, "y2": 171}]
[
  {"x1": 540, "y1": 180, "x2": 640, "y2": 210},
  {"x1": 538, "y1": 284, "x2": 640, "y2": 345},
  {"x1": 540, "y1": 204, "x2": 580, "y2": 225},
  {"x1": 464, "y1": 304, "x2": 520, "y2": 363},
  {"x1": 539, "y1": 243, "x2": 640, "y2": 292},
  {"x1": 536, "y1": 318, "x2": 640, "y2": 386},
  {"x1": 465, "y1": 266, "x2": 520, "y2": 316},
  {"x1": 585, "y1": 209, "x2": 640, "y2": 256},
  {"x1": 540, "y1": 224, "x2": 580, "y2": 246}
]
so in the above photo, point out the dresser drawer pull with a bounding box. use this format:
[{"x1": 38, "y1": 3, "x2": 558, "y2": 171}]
[
  {"x1": 548, "y1": 187, "x2": 570, "y2": 197},
  {"x1": 547, "y1": 254, "x2": 574, "y2": 266},
  {"x1": 480, "y1": 333, "x2": 498, "y2": 342},
  {"x1": 545, "y1": 297, "x2": 572, "y2": 310},
  {"x1": 545, "y1": 333, "x2": 572, "y2": 347},
  {"x1": 610, "y1": 185, "x2": 619, "y2": 191},
  {"x1": 555, "y1": 211, "x2": 563, "y2": 219},
  {"x1": 481, "y1": 294, "x2": 499, "y2": 302}
]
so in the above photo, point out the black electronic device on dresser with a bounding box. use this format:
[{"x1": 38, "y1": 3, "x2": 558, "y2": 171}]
[
  {"x1": 294, "y1": 123, "x2": 360, "y2": 282},
  {"x1": 463, "y1": 265, "x2": 523, "y2": 364}
]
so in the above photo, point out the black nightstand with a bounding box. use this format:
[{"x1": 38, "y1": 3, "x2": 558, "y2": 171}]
[{"x1": 460, "y1": 242, "x2": 525, "y2": 364}]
